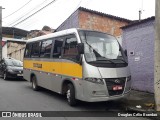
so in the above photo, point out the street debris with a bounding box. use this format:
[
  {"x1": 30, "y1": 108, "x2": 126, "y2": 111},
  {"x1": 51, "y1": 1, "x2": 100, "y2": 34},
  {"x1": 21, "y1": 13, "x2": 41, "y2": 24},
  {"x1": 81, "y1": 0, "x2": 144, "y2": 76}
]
[
  {"x1": 136, "y1": 105, "x2": 142, "y2": 109},
  {"x1": 144, "y1": 103, "x2": 155, "y2": 109}
]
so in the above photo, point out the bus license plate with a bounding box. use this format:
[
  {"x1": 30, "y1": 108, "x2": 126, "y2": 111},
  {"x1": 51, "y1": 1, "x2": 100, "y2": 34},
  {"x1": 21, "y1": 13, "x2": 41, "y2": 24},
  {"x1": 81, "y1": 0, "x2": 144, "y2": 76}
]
[{"x1": 112, "y1": 86, "x2": 122, "y2": 91}]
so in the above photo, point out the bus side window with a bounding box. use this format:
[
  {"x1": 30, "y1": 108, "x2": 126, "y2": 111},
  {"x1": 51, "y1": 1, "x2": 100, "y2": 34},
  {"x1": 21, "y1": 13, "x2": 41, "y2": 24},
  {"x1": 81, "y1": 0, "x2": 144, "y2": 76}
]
[
  {"x1": 24, "y1": 43, "x2": 32, "y2": 58},
  {"x1": 40, "y1": 39, "x2": 52, "y2": 58},
  {"x1": 31, "y1": 42, "x2": 41, "y2": 58},
  {"x1": 63, "y1": 35, "x2": 79, "y2": 61},
  {"x1": 52, "y1": 38, "x2": 63, "y2": 58}
]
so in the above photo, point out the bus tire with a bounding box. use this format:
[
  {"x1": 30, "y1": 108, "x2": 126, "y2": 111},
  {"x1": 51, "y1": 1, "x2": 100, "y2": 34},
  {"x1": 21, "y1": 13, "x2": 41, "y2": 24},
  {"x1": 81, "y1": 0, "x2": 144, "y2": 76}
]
[
  {"x1": 66, "y1": 83, "x2": 77, "y2": 106},
  {"x1": 31, "y1": 76, "x2": 39, "y2": 91}
]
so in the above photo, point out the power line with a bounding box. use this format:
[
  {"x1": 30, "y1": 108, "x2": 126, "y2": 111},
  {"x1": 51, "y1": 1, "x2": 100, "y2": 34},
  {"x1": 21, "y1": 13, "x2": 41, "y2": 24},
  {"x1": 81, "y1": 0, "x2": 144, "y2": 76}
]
[
  {"x1": 12, "y1": 0, "x2": 57, "y2": 27},
  {"x1": 75, "y1": 0, "x2": 83, "y2": 10},
  {"x1": 2, "y1": 0, "x2": 33, "y2": 19},
  {"x1": 7, "y1": 0, "x2": 49, "y2": 27},
  {"x1": 16, "y1": 17, "x2": 39, "y2": 30},
  {"x1": 56, "y1": 0, "x2": 83, "y2": 29}
]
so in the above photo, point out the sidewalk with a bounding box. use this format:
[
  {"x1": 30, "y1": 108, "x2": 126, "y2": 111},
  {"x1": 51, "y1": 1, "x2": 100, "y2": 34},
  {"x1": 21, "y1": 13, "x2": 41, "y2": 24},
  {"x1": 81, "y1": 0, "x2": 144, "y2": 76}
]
[
  {"x1": 125, "y1": 90, "x2": 155, "y2": 112},
  {"x1": 122, "y1": 90, "x2": 160, "y2": 119}
]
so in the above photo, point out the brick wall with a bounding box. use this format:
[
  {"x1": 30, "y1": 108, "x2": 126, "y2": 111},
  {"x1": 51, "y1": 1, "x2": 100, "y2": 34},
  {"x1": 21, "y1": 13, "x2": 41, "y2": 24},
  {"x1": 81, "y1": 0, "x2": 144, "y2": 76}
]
[
  {"x1": 56, "y1": 8, "x2": 130, "y2": 38},
  {"x1": 122, "y1": 20, "x2": 155, "y2": 93},
  {"x1": 79, "y1": 11, "x2": 129, "y2": 37}
]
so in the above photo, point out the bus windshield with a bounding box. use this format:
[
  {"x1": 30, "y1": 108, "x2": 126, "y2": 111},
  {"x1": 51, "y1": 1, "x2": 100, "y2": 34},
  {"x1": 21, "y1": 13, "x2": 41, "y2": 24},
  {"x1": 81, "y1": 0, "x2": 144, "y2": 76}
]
[{"x1": 79, "y1": 31, "x2": 127, "y2": 63}]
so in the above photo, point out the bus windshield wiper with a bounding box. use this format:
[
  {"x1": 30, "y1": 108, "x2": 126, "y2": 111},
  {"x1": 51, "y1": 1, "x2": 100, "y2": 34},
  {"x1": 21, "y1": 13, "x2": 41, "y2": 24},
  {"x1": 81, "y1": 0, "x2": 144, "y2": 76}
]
[
  {"x1": 84, "y1": 33, "x2": 101, "y2": 57},
  {"x1": 114, "y1": 59, "x2": 127, "y2": 64},
  {"x1": 96, "y1": 57, "x2": 116, "y2": 64}
]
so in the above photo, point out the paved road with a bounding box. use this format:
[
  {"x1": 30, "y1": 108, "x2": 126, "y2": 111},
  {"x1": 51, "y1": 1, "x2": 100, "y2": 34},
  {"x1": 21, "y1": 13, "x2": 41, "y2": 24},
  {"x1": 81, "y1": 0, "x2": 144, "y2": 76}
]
[{"x1": 0, "y1": 78, "x2": 150, "y2": 120}]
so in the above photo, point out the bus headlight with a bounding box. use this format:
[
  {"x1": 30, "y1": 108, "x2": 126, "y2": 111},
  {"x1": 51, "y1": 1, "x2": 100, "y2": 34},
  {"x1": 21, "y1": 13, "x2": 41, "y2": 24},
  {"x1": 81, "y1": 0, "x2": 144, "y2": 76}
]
[{"x1": 84, "y1": 78, "x2": 104, "y2": 85}]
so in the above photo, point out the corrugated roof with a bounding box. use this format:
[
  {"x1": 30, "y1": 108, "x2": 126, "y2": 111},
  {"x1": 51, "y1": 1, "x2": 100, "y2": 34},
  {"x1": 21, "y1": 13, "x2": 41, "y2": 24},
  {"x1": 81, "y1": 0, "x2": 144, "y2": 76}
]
[
  {"x1": 2, "y1": 37, "x2": 27, "y2": 43},
  {"x1": 121, "y1": 16, "x2": 155, "y2": 29},
  {"x1": 56, "y1": 7, "x2": 132, "y2": 30},
  {"x1": 79, "y1": 7, "x2": 132, "y2": 23},
  {"x1": 2, "y1": 27, "x2": 28, "y2": 37}
]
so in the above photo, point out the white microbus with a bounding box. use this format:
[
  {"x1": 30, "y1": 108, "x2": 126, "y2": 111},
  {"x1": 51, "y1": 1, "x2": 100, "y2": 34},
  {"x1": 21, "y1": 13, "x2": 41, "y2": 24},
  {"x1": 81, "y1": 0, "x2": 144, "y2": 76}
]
[{"x1": 23, "y1": 28, "x2": 131, "y2": 106}]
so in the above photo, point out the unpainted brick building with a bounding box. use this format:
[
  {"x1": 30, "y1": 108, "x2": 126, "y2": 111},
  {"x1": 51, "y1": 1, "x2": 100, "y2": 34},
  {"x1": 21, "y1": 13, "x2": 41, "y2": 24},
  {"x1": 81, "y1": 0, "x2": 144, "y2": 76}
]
[{"x1": 56, "y1": 7, "x2": 131, "y2": 43}]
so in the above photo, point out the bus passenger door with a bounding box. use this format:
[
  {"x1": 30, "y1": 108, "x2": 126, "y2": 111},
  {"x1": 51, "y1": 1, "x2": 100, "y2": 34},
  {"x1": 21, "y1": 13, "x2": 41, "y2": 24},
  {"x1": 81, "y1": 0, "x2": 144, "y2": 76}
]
[
  {"x1": 62, "y1": 34, "x2": 83, "y2": 84},
  {"x1": 50, "y1": 38, "x2": 63, "y2": 93}
]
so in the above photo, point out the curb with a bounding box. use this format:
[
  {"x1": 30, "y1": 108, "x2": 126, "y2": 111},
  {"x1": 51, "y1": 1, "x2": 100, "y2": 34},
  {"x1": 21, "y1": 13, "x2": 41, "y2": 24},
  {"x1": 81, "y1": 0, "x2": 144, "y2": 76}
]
[
  {"x1": 126, "y1": 106, "x2": 155, "y2": 112},
  {"x1": 126, "y1": 106, "x2": 160, "y2": 120}
]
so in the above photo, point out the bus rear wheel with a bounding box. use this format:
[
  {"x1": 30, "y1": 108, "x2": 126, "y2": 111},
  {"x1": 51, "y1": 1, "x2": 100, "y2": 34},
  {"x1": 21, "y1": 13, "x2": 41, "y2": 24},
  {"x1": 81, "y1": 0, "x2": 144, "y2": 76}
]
[
  {"x1": 31, "y1": 76, "x2": 39, "y2": 91},
  {"x1": 66, "y1": 83, "x2": 77, "y2": 106}
]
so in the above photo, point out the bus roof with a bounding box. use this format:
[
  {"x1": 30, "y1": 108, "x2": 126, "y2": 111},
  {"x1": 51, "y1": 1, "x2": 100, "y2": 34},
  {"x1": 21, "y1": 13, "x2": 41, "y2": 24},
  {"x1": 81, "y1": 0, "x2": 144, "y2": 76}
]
[
  {"x1": 26, "y1": 28, "x2": 110, "y2": 43},
  {"x1": 26, "y1": 28, "x2": 80, "y2": 43}
]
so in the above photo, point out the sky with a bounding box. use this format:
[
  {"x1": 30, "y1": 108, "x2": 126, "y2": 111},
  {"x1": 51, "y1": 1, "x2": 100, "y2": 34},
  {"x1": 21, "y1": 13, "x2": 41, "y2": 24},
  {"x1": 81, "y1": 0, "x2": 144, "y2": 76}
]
[{"x1": 0, "y1": 0, "x2": 155, "y2": 31}]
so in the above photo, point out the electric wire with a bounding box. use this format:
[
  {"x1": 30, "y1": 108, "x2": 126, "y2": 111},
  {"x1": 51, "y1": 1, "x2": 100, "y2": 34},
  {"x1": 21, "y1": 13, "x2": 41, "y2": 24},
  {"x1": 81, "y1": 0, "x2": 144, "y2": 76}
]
[
  {"x1": 7, "y1": 0, "x2": 49, "y2": 26},
  {"x1": 56, "y1": 0, "x2": 91, "y2": 30},
  {"x1": 2, "y1": 0, "x2": 33, "y2": 19},
  {"x1": 12, "y1": 0, "x2": 57, "y2": 27}
]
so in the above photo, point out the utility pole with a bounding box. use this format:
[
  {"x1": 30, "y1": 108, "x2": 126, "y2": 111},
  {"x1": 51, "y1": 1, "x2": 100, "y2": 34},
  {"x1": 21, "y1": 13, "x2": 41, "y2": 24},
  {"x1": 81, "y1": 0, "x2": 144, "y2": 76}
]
[
  {"x1": 0, "y1": 6, "x2": 2, "y2": 60},
  {"x1": 155, "y1": 0, "x2": 160, "y2": 111},
  {"x1": 0, "y1": 6, "x2": 4, "y2": 60},
  {"x1": 139, "y1": 10, "x2": 142, "y2": 21}
]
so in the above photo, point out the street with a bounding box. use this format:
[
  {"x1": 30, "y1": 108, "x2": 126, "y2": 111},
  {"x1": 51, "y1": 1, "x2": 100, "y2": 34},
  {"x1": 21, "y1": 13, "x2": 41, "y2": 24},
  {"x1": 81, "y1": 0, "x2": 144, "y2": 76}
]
[{"x1": 0, "y1": 77, "x2": 150, "y2": 120}]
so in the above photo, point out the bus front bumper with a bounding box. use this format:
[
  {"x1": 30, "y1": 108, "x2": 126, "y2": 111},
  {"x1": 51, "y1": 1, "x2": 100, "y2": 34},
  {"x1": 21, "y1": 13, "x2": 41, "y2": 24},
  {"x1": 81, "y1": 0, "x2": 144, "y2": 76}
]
[{"x1": 78, "y1": 90, "x2": 131, "y2": 102}]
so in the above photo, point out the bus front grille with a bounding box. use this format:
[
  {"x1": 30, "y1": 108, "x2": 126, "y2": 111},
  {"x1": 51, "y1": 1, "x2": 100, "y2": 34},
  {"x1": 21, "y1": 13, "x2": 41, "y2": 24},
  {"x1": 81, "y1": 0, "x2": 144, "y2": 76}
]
[{"x1": 104, "y1": 78, "x2": 126, "y2": 96}]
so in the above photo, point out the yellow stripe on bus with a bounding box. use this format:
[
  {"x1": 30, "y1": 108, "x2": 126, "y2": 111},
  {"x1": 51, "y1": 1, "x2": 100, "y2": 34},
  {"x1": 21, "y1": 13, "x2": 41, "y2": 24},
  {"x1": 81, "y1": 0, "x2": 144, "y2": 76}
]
[{"x1": 23, "y1": 60, "x2": 82, "y2": 78}]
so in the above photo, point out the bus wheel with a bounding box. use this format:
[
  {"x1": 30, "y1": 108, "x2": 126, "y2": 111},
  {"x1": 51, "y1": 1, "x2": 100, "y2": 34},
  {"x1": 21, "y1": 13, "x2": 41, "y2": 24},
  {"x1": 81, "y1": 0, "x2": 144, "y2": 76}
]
[
  {"x1": 66, "y1": 83, "x2": 77, "y2": 106},
  {"x1": 31, "y1": 76, "x2": 39, "y2": 91}
]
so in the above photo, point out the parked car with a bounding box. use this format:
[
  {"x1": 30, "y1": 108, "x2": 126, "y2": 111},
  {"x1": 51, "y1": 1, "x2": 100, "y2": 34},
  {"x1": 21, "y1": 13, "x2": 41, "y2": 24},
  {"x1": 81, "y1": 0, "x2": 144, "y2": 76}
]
[{"x1": 0, "y1": 58, "x2": 23, "y2": 80}]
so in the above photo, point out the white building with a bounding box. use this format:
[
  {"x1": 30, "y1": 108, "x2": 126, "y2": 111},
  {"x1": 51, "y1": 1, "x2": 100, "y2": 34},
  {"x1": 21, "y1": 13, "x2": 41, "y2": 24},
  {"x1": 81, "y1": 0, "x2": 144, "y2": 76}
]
[{"x1": 2, "y1": 37, "x2": 27, "y2": 61}]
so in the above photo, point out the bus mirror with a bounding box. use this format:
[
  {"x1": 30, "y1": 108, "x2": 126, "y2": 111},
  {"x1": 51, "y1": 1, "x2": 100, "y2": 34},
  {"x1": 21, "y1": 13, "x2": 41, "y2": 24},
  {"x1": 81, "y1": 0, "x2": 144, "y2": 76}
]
[
  {"x1": 77, "y1": 43, "x2": 84, "y2": 54},
  {"x1": 124, "y1": 49, "x2": 127, "y2": 56}
]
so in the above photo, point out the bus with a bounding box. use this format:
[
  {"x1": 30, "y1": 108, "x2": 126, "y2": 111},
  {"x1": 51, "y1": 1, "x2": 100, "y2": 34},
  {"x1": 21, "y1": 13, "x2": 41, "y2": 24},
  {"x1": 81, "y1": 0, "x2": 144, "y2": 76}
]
[{"x1": 23, "y1": 28, "x2": 131, "y2": 106}]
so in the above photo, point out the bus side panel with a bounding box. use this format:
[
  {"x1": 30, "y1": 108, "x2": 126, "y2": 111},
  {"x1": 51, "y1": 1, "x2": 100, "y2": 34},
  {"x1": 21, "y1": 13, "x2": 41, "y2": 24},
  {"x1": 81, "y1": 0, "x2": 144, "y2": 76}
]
[
  {"x1": 23, "y1": 59, "x2": 32, "y2": 82},
  {"x1": 23, "y1": 59, "x2": 54, "y2": 90},
  {"x1": 61, "y1": 61, "x2": 82, "y2": 78},
  {"x1": 61, "y1": 60, "x2": 83, "y2": 99},
  {"x1": 49, "y1": 60, "x2": 62, "y2": 93},
  {"x1": 23, "y1": 68, "x2": 31, "y2": 82}
]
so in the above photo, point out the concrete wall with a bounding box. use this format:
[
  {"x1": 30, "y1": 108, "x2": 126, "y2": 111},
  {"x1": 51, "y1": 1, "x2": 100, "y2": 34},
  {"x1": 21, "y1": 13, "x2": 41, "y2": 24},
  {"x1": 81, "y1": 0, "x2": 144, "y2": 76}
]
[
  {"x1": 7, "y1": 42, "x2": 26, "y2": 61},
  {"x1": 122, "y1": 20, "x2": 155, "y2": 93},
  {"x1": 2, "y1": 43, "x2": 7, "y2": 59},
  {"x1": 56, "y1": 10, "x2": 79, "y2": 31}
]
